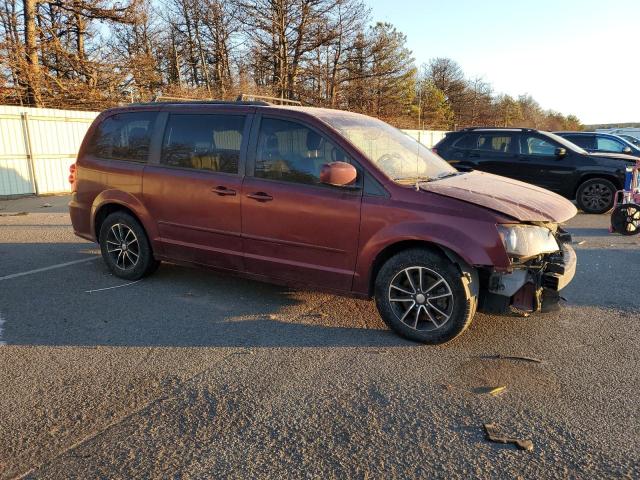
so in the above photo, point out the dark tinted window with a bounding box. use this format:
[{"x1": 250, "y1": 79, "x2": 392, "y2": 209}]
[
  {"x1": 255, "y1": 118, "x2": 353, "y2": 185},
  {"x1": 451, "y1": 133, "x2": 478, "y2": 150},
  {"x1": 520, "y1": 134, "x2": 558, "y2": 156},
  {"x1": 89, "y1": 112, "x2": 157, "y2": 162},
  {"x1": 161, "y1": 114, "x2": 245, "y2": 174},
  {"x1": 563, "y1": 134, "x2": 595, "y2": 149},
  {"x1": 477, "y1": 134, "x2": 513, "y2": 153}
]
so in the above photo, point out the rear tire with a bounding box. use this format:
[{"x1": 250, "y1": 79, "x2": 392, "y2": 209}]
[
  {"x1": 576, "y1": 178, "x2": 616, "y2": 214},
  {"x1": 374, "y1": 248, "x2": 476, "y2": 344},
  {"x1": 99, "y1": 212, "x2": 159, "y2": 280}
]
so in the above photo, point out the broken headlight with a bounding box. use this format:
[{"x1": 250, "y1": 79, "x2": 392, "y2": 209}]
[{"x1": 497, "y1": 225, "x2": 560, "y2": 259}]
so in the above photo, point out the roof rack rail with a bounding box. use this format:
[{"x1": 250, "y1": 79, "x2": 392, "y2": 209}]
[
  {"x1": 236, "y1": 94, "x2": 302, "y2": 106},
  {"x1": 148, "y1": 94, "x2": 270, "y2": 106},
  {"x1": 461, "y1": 126, "x2": 536, "y2": 132}
]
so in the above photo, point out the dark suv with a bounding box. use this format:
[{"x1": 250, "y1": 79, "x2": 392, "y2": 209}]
[
  {"x1": 434, "y1": 127, "x2": 638, "y2": 214},
  {"x1": 554, "y1": 131, "x2": 640, "y2": 157},
  {"x1": 70, "y1": 102, "x2": 577, "y2": 344}
]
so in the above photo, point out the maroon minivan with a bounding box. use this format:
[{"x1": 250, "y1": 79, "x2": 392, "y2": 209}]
[{"x1": 69, "y1": 100, "x2": 577, "y2": 344}]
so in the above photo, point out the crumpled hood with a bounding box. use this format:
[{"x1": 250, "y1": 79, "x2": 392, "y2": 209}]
[
  {"x1": 420, "y1": 171, "x2": 577, "y2": 223},
  {"x1": 589, "y1": 152, "x2": 639, "y2": 161}
]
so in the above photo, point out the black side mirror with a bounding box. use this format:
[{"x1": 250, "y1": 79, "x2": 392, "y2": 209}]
[
  {"x1": 555, "y1": 147, "x2": 567, "y2": 158},
  {"x1": 623, "y1": 146, "x2": 632, "y2": 154}
]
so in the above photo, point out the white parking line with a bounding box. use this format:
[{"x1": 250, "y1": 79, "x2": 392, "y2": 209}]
[{"x1": 0, "y1": 257, "x2": 99, "y2": 281}]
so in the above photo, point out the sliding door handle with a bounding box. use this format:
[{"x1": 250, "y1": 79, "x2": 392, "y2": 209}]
[
  {"x1": 247, "y1": 192, "x2": 273, "y2": 202},
  {"x1": 212, "y1": 186, "x2": 236, "y2": 196}
]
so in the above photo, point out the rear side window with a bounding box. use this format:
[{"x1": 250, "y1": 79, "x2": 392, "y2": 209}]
[
  {"x1": 161, "y1": 114, "x2": 245, "y2": 174},
  {"x1": 477, "y1": 134, "x2": 513, "y2": 153},
  {"x1": 564, "y1": 135, "x2": 595, "y2": 149},
  {"x1": 88, "y1": 112, "x2": 157, "y2": 162}
]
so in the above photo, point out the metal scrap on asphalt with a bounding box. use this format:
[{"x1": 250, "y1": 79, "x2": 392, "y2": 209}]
[{"x1": 483, "y1": 423, "x2": 534, "y2": 451}]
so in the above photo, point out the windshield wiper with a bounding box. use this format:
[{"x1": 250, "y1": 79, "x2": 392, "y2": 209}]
[
  {"x1": 414, "y1": 172, "x2": 460, "y2": 184},
  {"x1": 433, "y1": 172, "x2": 459, "y2": 180},
  {"x1": 393, "y1": 176, "x2": 431, "y2": 184}
]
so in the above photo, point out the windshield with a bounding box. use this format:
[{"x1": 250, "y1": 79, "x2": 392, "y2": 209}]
[
  {"x1": 313, "y1": 109, "x2": 457, "y2": 182},
  {"x1": 543, "y1": 131, "x2": 589, "y2": 154}
]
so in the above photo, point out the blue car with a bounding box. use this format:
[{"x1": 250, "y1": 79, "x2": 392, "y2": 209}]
[{"x1": 555, "y1": 131, "x2": 640, "y2": 157}]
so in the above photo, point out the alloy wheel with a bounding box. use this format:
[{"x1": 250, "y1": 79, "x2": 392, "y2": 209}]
[
  {"x1": 388, "y1": 266, "x2": 454, "y2": 331},
  {"x1": 580, "y1": 182, "x2": 613, "y2": 212},
  {"x1": 105, "y1": 223, "x2": 140, "y2": 270}
]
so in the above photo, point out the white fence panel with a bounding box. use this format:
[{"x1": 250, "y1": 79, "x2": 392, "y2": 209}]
[
  {"x1": 0, "y1": 105, "x2": 98, "y2": 196},
  {"x1": 0, "y1": 110, "x2": 33, "y2": 196},
  {"x1": 402, "y1": 129, "x2": 448, "y2": 148}
]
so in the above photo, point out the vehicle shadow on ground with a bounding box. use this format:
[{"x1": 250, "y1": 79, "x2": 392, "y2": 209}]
[
  {"x1": 3, "y1": 241, "x2": 638, "y2": 348},
  {"x1": 1, "y1": 253, "x2": 414, "y2": 348}
]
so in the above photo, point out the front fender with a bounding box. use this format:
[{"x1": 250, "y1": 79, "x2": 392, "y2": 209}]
[{"x1": 353, "y1": 219, "x2": 510, "y2": 295}]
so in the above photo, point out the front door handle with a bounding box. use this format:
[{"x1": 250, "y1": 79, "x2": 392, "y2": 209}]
[
  {"x1": 212, "y1": 186, "x2": 236, "y2": 196},
  {"x1": 247, "y1": 192, "x2": 273, "y2": 202}
]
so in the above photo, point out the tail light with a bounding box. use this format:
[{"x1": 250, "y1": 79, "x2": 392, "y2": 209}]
[
  {"x1": 431, "y1": 148, "x2": 438, "y2": 154},
  {"x1": 69, "y1": 163, "x2": 77, "y2": 192}
]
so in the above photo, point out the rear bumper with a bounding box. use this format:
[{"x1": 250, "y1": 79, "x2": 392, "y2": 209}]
[
  {"x1": 478, "y1": 244, "x2": 577, "y2": 314},
  {"x1": 69, "y1": 195, "x2": 95, "y2": 242}
]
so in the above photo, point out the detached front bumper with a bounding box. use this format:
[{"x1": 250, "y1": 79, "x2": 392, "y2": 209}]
[{"x1": 478, "y1": 244, "x2": 577, "y2": 314}]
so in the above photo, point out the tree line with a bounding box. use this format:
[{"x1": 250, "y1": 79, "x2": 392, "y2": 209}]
[{"x1": 0, "y1": 0, "x2": 583, "y2": 130}]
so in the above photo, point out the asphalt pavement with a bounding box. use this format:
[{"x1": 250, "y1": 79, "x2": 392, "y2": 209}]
[{"x1": 0, "y1": 195, "x2": 638, "y2": 479}]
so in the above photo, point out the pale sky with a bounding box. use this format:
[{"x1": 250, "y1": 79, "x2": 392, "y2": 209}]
[{"x1": 367, "y1": 0, "x2": 640, "y2": 124}]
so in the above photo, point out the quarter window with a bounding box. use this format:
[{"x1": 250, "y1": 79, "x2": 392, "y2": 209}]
[
  {"x1": 89, "y1": 112, "x2": 157, "y2": 162},
  {"x1": 161, "y1": 114, "x2": 245, "y2": 174},
  {"x1": 452, "y1": 133, "x2": 478, "y2": 150},
  {"x1": 255, "y1": 118, "x2": 354, "y2": 186}
]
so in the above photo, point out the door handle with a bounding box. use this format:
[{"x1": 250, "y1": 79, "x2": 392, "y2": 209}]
[
  {"x1": 247, "y1": 192, "x2": 273, "y2": 202},
  {"x1": 212, "y1": 186, "x2": 236, "y2": 196}
]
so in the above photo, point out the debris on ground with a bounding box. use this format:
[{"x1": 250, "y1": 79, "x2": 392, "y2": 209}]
[
  {"x1": 473, "y1": 386, "x2": 507, "y2": 396},
  {"x1": 483, "y1": 423, "x2": 534, "y2": 451},
  {"x1": 577, "y1": 240, "x2": 586, "y2": 245},
  {"x1": 484, "y1": 354, "x2": 543, "y2": 364},
  {"x1": 0, "y1": 211, "x2": 28, "y2": 217},
  {"x1": 488, "y1": 386, "x2": 507, "y2": 396},
  {"x1": 40, "y1": 203, "x2": 52, "y2": 208}
]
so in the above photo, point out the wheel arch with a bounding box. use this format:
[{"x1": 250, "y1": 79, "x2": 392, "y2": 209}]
[
  {"x1": 91, "y1": 190, "x2": 157, "y2": 244},
  {"x1": 574, "y1": 173, "x2": 622, "y2": 198},
  {"x1": 367, "y1": 239, "x2": 480, "y2": 298},
  {"x1": 94, "y1": 203, "x2": 142, "y2": 241}
]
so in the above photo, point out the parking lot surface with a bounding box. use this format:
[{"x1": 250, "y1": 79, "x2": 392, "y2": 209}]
[{"x1": 1, "y1": 195, "x2": 639, "y2": 478}]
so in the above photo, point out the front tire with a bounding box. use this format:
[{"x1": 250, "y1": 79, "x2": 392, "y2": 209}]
[
  {"x1": 99, "y1": 211, "x2": 159, "y2": 280},
  {"x1": 576, "y1": 178, "x2": 616, "y2": 214},
  {"x1": 374, "y1": 248, "x2": 476, "y2": 344}
]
